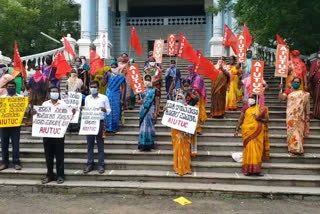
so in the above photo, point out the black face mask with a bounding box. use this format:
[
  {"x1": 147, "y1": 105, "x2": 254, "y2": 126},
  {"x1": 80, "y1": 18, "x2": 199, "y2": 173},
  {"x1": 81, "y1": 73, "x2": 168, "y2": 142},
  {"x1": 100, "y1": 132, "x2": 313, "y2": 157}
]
[{"x1": 7, "y1": 88, "x2": 16, "y2": 96}]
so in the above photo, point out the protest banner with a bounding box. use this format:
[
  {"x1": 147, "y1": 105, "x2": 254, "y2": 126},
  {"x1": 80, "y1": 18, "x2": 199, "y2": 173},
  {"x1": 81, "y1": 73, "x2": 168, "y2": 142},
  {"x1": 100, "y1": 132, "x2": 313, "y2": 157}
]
[
  {"x1": 79, "y1": 107, "x2": 101, "y2": 135},
  {"x1": 153, "y1": 39, "x2": 164, "y2": 63},
  {"x1": 236, "y1": 34, "x2": 247, "y2": 63},
  {"x1": 275, "y1": 44, "x2": 290, "y2": 78},
  {"x1": 0, "y1": 97, "x2": 28, "y2": 128},
  {"x1": 127, "y1": 64, "x2": 145, "y2": 95},
  {"x1": 250, "y1": 61, "x2": 264, "y2": 95},
  {"x1": 161, "y1": 100, "x2": 199, "y2": 134},
  {"x1": 61, "y1": 92, "x2": 82, "y2": 123},
  {"x1": 100, "y1": 32, "x2": 108, "y2": 59},
  {"x1": 32, "y1": 106, "x2": 73, "y2": 138},
  {"x1": 167, "y1": 34, "x2": 176, "y2": 56}
]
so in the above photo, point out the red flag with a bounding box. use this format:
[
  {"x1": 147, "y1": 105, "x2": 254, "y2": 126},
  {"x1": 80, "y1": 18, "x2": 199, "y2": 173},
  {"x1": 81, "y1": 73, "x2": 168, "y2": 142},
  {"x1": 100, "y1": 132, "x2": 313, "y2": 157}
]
[
  {"x1": 222, "y1": 25, "x2": 237, "y2": 54},
  {"x1": 130, "y1": 26, "x2": 143, "y2": 56},
  {"x1": 177, "y1": 33, "x2": 199, "y2": 64},
  {"x1": 63, "y1": 36, "x2": 76, "y2": 59},
  {"x1": 243, "y1": 23, "x2": 252, "y2": 48},
  {"x1": 55, "y1": 52, "x2": 72, "y2": 79},
  {"x1": 90, "y1": 48, "x2": 104, "y2": 75},
  {"x1": 193, "y1": 50, "x2": 219, "y2": 82},
  {"x1": 13, "y1": 41, "x2": 27, "y2": 79},
  {"x1": 276, "y1": 34, "x2": 287, "y2": 46},
  {"x1": 51, "y1": 50, "x2": 60, "y2": 68}
]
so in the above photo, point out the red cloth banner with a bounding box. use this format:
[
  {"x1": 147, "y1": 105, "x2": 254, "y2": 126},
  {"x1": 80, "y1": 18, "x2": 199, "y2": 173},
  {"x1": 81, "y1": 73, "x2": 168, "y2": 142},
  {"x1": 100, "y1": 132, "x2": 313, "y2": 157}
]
[
  {"x1": 222, "y1": 25, "x2": 237, "y2": 54},
  {"x1": 167, "y1": 34, "x2": 176, "y2": 56},
  {"x1": 275, "y1": 44, "x2": 290, "y2": 78},
  {"x1": 90, "y1": 48, "x2": 104, "y2": 75},
  {"x1": 236, "y1": 34, "x2": 247, "y2": 63},
  {"x1": 177, "y1": 33, "x2": 200, "y2": 64},
  {"x1": 55, "y1": 52, "x2": 72, "y2": 79},
  {"x1": 13, "y1": 41, "x2": 27, "y2": 79},
  {"x1": 63, "y1": 36, "x2": 76, "y2": 59},
  {"x1": 127, "y1": 64, "x2": 145, "y2": 95},
  {"x1": 276, "y1": 34, "x2": 287, "y2": 46},
  {"x1": 130, "y1": 26, "x2": 143, "y2": 56},
  {"x1": 250, "y1": 61, "x2": 264, "y2": 95},
  {"x1": 243, "y1": 23, "x2": 252, "y2": 48},
  {"x1": 153, "y1": 39, "x2": 164, "y2": 63},
  {"x1": 193, "y1": 50, "x2": 219, "y2": 82}
]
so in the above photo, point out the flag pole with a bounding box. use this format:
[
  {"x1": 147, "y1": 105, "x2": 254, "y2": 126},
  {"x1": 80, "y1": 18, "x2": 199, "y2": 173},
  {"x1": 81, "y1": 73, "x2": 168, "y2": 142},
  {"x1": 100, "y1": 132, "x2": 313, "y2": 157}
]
[
  {"x1": 280, "y1": 77, "x2": 283, "y2": 93},
  {"x1": 256, "y1": 95, "x2": 259, "y2": 115}
]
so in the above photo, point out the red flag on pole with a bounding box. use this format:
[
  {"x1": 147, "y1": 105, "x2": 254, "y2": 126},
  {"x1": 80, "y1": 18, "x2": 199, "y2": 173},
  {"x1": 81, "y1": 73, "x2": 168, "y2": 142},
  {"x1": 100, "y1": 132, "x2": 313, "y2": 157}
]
[
  {"x1": 222, "y1": 25, "x2": 237, "y2": 54},
  {"x1": 276, "y1": 34, "x2": 287, "y2": 46},
  {"x1": 51, "y1": 50, "x2": 60, "y2": 68},
  {"x1": 130, "y1": 26, "x2": 143, "y2": 56},
  {"x1": 177, "y1": 33, "x2": 200, "y2": 64},
  {"x1": 90, "y1": 48, "x2": 104, "y2": 75},
  {"x1": 193, "y1": 50, "x2": 219, "y2": 82},
  {"x1": 243, "y1": 23, "x2": 252, "y2": 48},
  {"x1": 63, "y1": 36, "x2": 76, "y2": 59},
  {"x1": 55, "y1": 52, "x2": 72, "y2": 79},
  {"x1": 13, "y1": 41, "x2": 27, "y2": 79}
]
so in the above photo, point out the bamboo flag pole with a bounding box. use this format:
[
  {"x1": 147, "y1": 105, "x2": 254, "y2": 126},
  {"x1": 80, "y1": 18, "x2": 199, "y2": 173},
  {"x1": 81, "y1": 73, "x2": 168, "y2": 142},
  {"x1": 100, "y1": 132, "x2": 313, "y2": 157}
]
[
  {"x1": 280, "y1": 77, "x2": 283, "y2": 93},
  {"x1": 256, "y1": 95, "x2": 259, "y2": 115}
]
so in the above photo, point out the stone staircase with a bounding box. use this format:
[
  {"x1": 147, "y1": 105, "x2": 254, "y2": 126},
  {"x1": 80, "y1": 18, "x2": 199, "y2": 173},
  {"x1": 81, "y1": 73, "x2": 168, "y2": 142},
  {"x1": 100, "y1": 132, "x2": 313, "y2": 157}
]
[{"x1": 1, "y1": 58, "x2": 320, "y2": 198}]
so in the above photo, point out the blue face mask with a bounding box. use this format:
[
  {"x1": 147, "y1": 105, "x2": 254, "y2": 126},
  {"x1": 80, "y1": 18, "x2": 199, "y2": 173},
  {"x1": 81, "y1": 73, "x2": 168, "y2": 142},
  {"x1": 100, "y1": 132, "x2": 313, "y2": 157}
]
[
  {"x1": 170, "y1": 64, "x2": 175, "y2": 69},
  {"x1": 90, "y1": 88, "x2": 98, "y2": 95},
  {"x1": 246, "y1": 54, "x2": 252, "y2": 59},
  {"x1": 292, "y1": 82, "x2": 301, "y2": 89}
]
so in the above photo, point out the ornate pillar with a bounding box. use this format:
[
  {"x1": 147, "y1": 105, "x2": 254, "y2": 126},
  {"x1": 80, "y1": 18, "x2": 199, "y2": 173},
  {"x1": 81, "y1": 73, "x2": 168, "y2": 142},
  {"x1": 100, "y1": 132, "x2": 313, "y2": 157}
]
[
  {"x1": 119, "y1": 0, "x2": 128, "y2": 54},
  {"x1": 204, "y1": 0, "x2": 213, "y2": 56},
  {"x1": 209, "y1": 0, "x2": 225, "y2": 57}
]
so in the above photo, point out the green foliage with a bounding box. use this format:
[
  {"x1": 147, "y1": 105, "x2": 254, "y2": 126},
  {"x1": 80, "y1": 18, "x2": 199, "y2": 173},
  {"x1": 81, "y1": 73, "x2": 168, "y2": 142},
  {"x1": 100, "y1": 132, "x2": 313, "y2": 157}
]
[
  {"x1": 0, "y1": 0, "x2": 80, "y2": 58},
  {"x1": 233, "y1": 0, "x2": 320, "y2": 54}
]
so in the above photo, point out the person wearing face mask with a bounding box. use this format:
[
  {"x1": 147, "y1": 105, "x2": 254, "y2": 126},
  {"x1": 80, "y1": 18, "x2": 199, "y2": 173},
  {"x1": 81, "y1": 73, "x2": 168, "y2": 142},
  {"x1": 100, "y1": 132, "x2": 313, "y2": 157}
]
[
  {"x1": 286, "y1": 50, "x2": 308, "y2": 91},
  {"x1": 144, "y1": 57, "x2": 162, "y2": 119},
  {"x1": 67, "y1": 68, "x2": 83, "y2": 92},
  {"x1": 42, "y1": 55, "x2": 60, "y2": 88},
  {"x1": 225, "y1": 56, "x2": 242, "y2": 111},
  {"x1": 0, "y1": 81, "x2": 23, "y2": 171},
  {"x1": 279, "y1": 77, "x2": 310, "y2": 155},
  {"x1": 137, "y1": 75, "x2": 158, "y2": 151},
  {"x1": 234, "y1": 95, "x2": 270, "y2": 176},
  {"x1": 165, "y1": 60, "x2": 181, "y2": 100},
  {"x1": 308, "y1": 50, "x2": 320, "y2": 119},
  {"x1": 0, "y1": 64, "x2": 13, "y2": 96},
  {"x1": 75, "y1": 57, "x2": 89, "y2": 95},
  {"x1": 82, "y1": 81, "x2": 111, "y2": 174},
  {"x1": 93, "y1": 65, "x2": 110, "y2": 95},
  {"x1": 8, "y1": 67, "x2": 24, "y2": 95},
  {"x1": 117, "y1": 53, "x2": 133, "y2": 110},
  {"x1": 243, "y1": 50, "x2": 253, "y2": 78},
  {"x1": 144, "y1": 51, "x2": 163, "y2": 70},
  {"x1": 105, "y1": 61, "x2": 126, "y2": 133},
  {"x1": 211, "y1": 56, "x2": 230, "y2": 118}
]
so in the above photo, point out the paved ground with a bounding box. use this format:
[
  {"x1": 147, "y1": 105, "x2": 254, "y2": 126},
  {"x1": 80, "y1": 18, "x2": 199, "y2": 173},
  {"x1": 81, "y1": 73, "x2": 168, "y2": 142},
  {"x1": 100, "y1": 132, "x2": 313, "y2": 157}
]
[{"x1": 0, "y1": 192, "x2": 320, "y2": 214}]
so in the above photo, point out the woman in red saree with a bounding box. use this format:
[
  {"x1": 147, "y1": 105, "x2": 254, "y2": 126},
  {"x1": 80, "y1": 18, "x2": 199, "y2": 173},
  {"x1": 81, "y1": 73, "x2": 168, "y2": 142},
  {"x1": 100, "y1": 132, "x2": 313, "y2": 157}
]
[
  {"x1": 286, "y1": 50, "x2": 307, "y2": 91},
  {"x1": 235, "y1": 95, "x2": 270, "y2": 176},
  {"x1": 308, "y1": 51, "x2": 320, "y2": 119}
]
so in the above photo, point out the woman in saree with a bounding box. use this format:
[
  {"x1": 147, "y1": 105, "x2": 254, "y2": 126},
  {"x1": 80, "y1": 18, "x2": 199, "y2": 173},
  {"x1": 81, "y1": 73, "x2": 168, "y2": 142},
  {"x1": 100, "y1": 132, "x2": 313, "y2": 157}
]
[
  {"x1": 211, "y1": 57, "x2": 229, "y2": 118},
  {"x1": 280, "y1": 77, "x2": 310, "y2": 155},
  {"x1": 105, "y1": 61, "x2": 126, "y2": 133},
  {"x1": 235, "y1": 95, "x2": 270, "y2": 176},
  {"x1": 225, "y1": 57, "x2": 241, "y2": 111},
  {"x1": 25, "y1": 68, "x2": 48, "y2": 126},
  {"x1": 186, "y1": 65, "x2": 207, "y2": 135},
  {"x1": 94, "y1": 66, "x2": 110, "y2": 95},
  {"x1": 286, "y1": 50, "x2": 307, "y2": 91},
  {"x1": 308, "y1": 50, "x2": 320, "y2": 119},
  {"x1": 137, "y1": 75, "x2": 158, "y2": 151}
]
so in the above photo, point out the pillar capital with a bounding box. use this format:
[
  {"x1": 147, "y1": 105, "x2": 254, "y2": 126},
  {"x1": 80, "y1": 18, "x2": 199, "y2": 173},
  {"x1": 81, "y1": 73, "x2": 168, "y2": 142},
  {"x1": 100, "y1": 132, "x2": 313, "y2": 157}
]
[{"x1": 119, "y1": 0, "x2": 128, "y2": 12}]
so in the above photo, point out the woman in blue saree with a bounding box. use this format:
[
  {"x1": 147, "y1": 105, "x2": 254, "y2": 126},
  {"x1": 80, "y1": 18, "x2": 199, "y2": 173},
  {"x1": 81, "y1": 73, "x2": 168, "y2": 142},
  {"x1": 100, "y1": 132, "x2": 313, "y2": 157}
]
[
  {"x1": 138, "y1": 75, "x2": 158, "y2": 151},
  {"x1": 105, "y1": 61, "x2": 126, "y2": 133}
]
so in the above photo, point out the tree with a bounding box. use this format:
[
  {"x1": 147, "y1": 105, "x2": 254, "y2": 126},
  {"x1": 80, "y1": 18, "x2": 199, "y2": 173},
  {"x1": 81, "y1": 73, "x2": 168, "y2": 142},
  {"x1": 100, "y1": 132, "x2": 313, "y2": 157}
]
[
  {"x1": 207, "y1": 0, "x2": 320, "y2": 55},
  {"x1": 0, "y1": 0, "x2": 79, "y2": 58}
]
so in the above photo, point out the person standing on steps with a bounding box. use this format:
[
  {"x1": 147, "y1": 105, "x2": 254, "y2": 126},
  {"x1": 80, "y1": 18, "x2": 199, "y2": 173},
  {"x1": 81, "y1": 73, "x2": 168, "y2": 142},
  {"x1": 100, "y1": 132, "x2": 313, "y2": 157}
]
[
  {"x1": 83, "y1": 81, "x2": 111, "y2": 174},
  {"x1": 137, "y1": 75, "x2": 157, "y2": 152},
  {"x1": 210, "y1": 57, "x2": 229, "y2": 118},
  {"x1": 34, "y1": 86, "x2": 75, "y2": 184},
  {"x1": 186, "y1": 65, "x2": 207, "y2": 135},
  {"x1": 66, "y1": 68, "x2": 83, "y2": 93},
  {"x1": 225, "y1": 56, "x2": 242, "y2": 111},
  {"x1": 279, "y1": 77, "x2": 310, "y2": 155},
  {"x1": 308, "y1": 50, "x2": 320, "y2": 119},
  {"x1": 0, "y1": 81, "x2": 23, "y2": 171},
  {"x1": 165, "y1": 59, "x2": 181, "y2": 101},
  {"x1": 234, "y1": 94, "x2": 270, "y2": 176},
  {"x1": 42, "y1": 55, "x2": 60, "y2": 88},
  {"x1": 286, "y1": 50, "x2": 308, "y2": 91}
]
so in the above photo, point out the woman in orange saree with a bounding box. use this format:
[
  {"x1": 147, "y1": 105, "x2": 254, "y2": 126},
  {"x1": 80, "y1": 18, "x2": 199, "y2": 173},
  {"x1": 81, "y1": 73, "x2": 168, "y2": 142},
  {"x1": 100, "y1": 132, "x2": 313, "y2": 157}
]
[
  {"x1": 286, "y1": 50, "x2": 307, "y2": 91},
  {"x1": 235, "y1": 95, "x2": 270, "y2": 176},
  {"x1": 226, "y1": 61, "x2": 241, "y2": 111}
]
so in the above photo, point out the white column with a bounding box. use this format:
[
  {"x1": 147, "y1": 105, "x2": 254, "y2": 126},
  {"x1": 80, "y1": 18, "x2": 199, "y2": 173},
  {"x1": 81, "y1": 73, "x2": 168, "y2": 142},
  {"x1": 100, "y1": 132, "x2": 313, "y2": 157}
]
[
  {"x1": 209, "y1": 0, "x2": 225, "y2": 57},
  {"x1": 119, "y1": 0, "x2": 128, "y2": 54}
]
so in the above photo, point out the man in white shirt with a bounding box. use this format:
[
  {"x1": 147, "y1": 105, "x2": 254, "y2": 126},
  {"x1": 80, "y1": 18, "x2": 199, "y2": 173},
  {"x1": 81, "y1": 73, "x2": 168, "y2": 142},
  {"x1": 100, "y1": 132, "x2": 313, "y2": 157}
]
[
  {"x1": 0, "y1": 81, "x2": 23, "y2": 171},
  {"x1": 83, "y1": 80, "x2": 111, "y2": 174}
]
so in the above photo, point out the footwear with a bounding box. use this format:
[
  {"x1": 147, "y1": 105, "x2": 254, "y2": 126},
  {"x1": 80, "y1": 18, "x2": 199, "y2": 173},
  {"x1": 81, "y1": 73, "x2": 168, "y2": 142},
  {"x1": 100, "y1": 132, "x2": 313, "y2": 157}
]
[
  {"x1": 56, "y1": 177, "x2": 64, "y2": 184},
  {"x1": 41, "y1": 177, "x2": 54, "y2": 184},
  {"x1": 98, "y1": 166, "x2": 105, "y2": 174},
  {"x1": 0, "y1": 164, "x2": 8, "y2": 171},
  {"x1": 83, "y1": 166, "x2": 93, "y2": 174},
  {"x1": 14, "y1": 164, "x2": 22, "y2": 170}
]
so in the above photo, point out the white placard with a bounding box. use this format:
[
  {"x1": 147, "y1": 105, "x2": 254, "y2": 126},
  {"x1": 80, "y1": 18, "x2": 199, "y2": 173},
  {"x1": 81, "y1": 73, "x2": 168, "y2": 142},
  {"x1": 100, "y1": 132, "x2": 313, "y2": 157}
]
[
  {"x1": 32, "y1": 106, "x2": 73, "y2": 138},
  {"x1": 79, "y1": 107, "x2": 101, "y2": 135},
  {"x1": 161, "y1": 100, "x2": 199, "y2": 134},
  {"x1": 61, "y1": 92, "x2": 82, "y2": 123}
]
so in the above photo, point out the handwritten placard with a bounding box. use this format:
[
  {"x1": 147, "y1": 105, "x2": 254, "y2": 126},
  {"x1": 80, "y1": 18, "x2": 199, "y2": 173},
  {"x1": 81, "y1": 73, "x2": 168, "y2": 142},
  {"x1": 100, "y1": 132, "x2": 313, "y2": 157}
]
[
  {"x1": 0, "y1": 97, "x2": 28, "y2": 127},
  {"x1": 61, "y1": 92, "x2": 82, "y2": 123},
  {"x1": 79, "y1": 107, "x2": 101, "y2": 135}
]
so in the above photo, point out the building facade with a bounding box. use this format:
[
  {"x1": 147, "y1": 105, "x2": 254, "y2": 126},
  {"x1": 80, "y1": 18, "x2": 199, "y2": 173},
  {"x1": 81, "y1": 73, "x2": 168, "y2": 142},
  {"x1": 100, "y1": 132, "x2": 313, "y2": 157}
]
[{"x1": 77, "y1": 0, "x2": 238, "y2": 59}]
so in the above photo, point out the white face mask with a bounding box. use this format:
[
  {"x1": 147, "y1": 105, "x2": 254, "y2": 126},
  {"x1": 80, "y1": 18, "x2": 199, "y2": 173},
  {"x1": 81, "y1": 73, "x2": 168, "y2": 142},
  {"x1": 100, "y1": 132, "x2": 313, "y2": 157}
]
[
  {"x1": 50, "y1": 92, "x2": 59, "y2": 100},
  {"x1": 176, "y1": 99, "x2": 184, "y2": 104},
  {"x1": 149, "y1": 62, "x2": 156, "y2": 67},
  {"x1": 71, "y1": 73, "x2": 77, "y2": 78},
  {"x1": 144, "y1": 81, "x2": 152, "y2": 88},
  {"x1": 248, "y1": 98, "x2": 256, "y2": 105},
  {"x1": 111, "y1": 68, "x2": 119, "y2": 75}
]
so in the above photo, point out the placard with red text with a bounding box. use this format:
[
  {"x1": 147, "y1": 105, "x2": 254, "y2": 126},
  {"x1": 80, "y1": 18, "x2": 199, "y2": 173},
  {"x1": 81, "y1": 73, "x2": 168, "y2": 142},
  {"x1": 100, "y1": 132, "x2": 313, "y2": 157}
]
[
  {"x1": 250, "y1": 61, "x2": 264, "y2": 95},
  {"x1": 275, "y1": 44, "x2": 289, "y2": 77},
  {"x1": 127, "y1": 64, "x2": 145, "y2": 95}
]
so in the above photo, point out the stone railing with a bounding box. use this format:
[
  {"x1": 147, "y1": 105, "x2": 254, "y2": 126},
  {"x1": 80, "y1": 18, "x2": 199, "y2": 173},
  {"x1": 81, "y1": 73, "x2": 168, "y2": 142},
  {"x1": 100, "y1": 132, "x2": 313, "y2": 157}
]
[
  {"x1": 115, "y1": 16, "x2": 206, "y2": 26},
  {"x1": 0, "y1": 51, "x2": 12, "y2": 64},
  {"x1": 251, "y1": 43, "x2": 277, "y2": 66}
]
